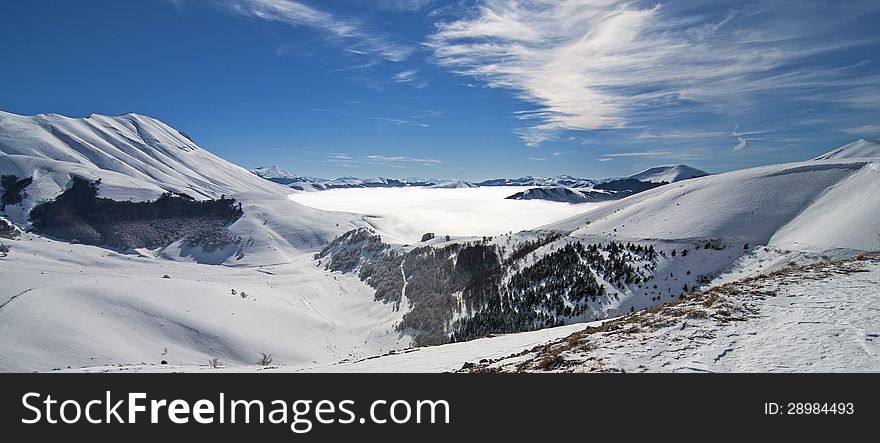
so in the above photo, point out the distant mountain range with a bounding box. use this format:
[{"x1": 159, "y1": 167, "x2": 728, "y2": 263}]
[
  {"x1": 506, "y1": 178, "x2": 669, "y2": 203},
  {"x1": 249, "y1": 164, "x2": 709, "y2": 193}
]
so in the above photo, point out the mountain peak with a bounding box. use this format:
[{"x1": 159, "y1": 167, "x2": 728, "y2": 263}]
[
  {"x1": 629, "y1": 164, "x2": 708, "y2": 183},
  {"x1": 813, "y1": 139, "x2": 880, "y2": 160}
]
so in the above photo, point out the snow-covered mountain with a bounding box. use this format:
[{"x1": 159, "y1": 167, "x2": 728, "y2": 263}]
[
  {"x1": 428, "y1": 179, "x2": 479, "y2": 189},
  {"x1": 813, "y1": 138, "x2": 880, "y2": 160},
  {"x1": 0, "y1": 110, "x2": 371, "y2": 262},
  {"x1": 0, "y1": 111, "x2": 287, "y2": 223},
  {"x1": 549, "y1": 157, "x2": 880, "y2": 253},
  {"x1": 628, "y1": 164, "x2": 708, "y2": 183},
  {"x1": 506, "y1": 179, "x2": 665, "y2": 203},
  {"x1": 251, "y1": 166, "x2": 327, "y2": 185},
  {"x1": 478, "y1": 175, "x2": 595, "y2": 188},
  {"x1": 506, "y1": 187, "x2": 603, "y2": 203},
  {"x1": 251, "y1": 165, "x2": 295, "y2": 179}
]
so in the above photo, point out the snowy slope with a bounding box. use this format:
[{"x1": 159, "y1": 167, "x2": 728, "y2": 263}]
[
  {"x1": 548, "y1": 159, "x2": 880, "y2": 254},
  {"x1": 813, "y1": 139, "x2": 880, "y2": 160},
  {"x1": 0, "y1": 233, "x2": 409, "y2": 372},
  {"x1": 629, "y1": 164, "x2": 708, "y2": 183},
  {"x1": 63, "y1": 255, "x2": 880, "y2": 373},
  {"x1": 62, "y1": 323, "x2": 595, "y2": 373}
]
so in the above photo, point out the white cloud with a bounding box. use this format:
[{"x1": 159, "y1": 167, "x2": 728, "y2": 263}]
[
  {"x1": 370, "y1": 117, "x2": 430, "y2": 128},
  {"x1": 327, "y1": 153, "x2": 353, "y2": 160},
  {"x1": 393, "y1": 70, "x2": 419, "y2": 83},
  {"x1": 366, "y1": 155, "x2": 443, "y2": 164},
  {"x1": 289, "y1": 187, "x2": 604, "y2": 243},
  {"x1": 733, "y1": 137, "x2": 748, "y2": 151},
  {"x1": 600, "y1": 150, "x2": 674, "y2": 158},
  {"x1": 842, "y1": 125, "x2": 880, "y2": 136},
  {"x1": 211, "y1": 0, "x2": 412, "y2": 61},
  {"x1": 426, "y1": 0, "x2": 880, "y2": 146},
  {"x1": 375, "y1": 0, "x2": 435, "y2": 12}
]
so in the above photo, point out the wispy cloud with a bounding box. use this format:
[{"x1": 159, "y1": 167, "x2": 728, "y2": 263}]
[
  {"x1": 327, "y1": 152, "x2": 353, "y2": 160},
  {"x1": 842, "y1": 124, "x2": 880, "y2": 136},
  {"x1": 322, "y1": 152, "x2": 443, "y2": 169},
  {"x1": 370, "y1": 117, "x2": 430, "y2": 128},
  {"x1": 391, "y1": 69, "x2": 429, "y2": 89},
  {"x1": 426, "y1": 1, "x2": 880, "y2": 146},
  {"x1": 206, "y1": 0, "x2": 413, "y2": 61},
  {"x1": 375, "y1": 0, "x2": 436, "y2": 12},
  {"x1": 393, "y1": 70, "x2": 419, "y2": 83},
  {"x1": 600, "y1": 150, "x2": 674, "y2": 158},
  {"x1": 366, "y1": 155, "x2": 443, "y2": 164}
]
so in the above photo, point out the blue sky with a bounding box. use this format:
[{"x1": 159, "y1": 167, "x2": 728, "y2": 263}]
[{"x1": 1, "y1": 0, "x2": 879, "y2": 181}]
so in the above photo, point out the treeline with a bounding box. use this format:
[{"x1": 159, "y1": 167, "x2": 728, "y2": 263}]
[{"x1": 30, "y1": 176, "x2": 243, "y2": 251}]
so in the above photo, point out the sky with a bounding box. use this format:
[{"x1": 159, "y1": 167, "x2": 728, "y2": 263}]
[{"x1": 1, "y1": 0, "x2": 879, "y2": 181}]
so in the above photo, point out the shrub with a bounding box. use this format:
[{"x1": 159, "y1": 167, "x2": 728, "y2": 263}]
[{"x1": 257, "y1": 353, "x2": 273, "y2": 366}]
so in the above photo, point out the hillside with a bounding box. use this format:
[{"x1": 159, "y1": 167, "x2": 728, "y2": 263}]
[
  {"x1": 464, "y1": 254, "x2": 880, "y2": 373},
  {"x1": 0, "y1": 111, "x2": 285, "y2": 223},
  {"x1": 0, "y1": 111, "x2": 368, "y2": 263},
  {"x1": 548, "y1": 158, "x2": 880, "y2": 254}
]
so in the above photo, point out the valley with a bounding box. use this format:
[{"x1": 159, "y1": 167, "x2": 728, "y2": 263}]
[{"x1": 1, "y1": 110, "x2": 879, "y2": 373}]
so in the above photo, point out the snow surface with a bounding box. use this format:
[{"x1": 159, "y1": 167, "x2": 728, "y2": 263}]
[
  {"x1": 629, "y1": 164, "x2": 708, "y2": 183},
  {"x1": 62, "y1": 323, "x2": 596, "y2": 373},
  {"x1": 0, "y1": 233, "x2": 410, "y2": 372},
  {"x1": 813, "y1": 139, "x2": 880, "y2": 160},
  {"x1": 289, "y1": 187, "x2": 610, "y2": 244}
]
